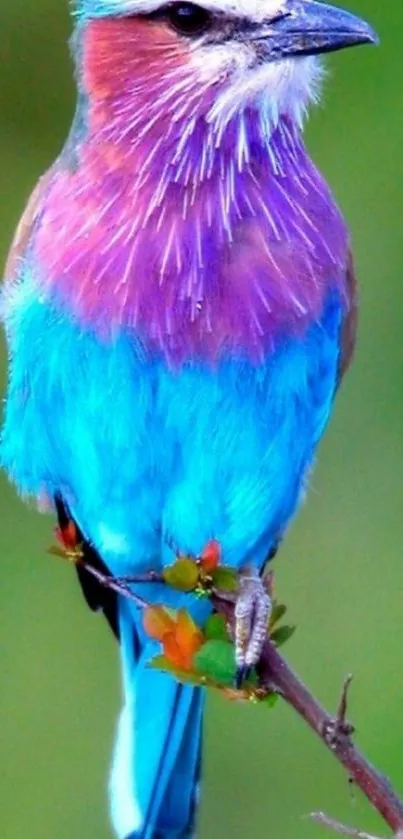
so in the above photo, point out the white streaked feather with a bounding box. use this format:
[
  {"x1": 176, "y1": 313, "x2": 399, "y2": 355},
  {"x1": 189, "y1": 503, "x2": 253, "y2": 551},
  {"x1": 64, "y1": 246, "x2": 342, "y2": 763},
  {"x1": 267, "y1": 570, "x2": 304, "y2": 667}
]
[{"x1": 203, "y1": 53, "x2": 323, "y2": 135}]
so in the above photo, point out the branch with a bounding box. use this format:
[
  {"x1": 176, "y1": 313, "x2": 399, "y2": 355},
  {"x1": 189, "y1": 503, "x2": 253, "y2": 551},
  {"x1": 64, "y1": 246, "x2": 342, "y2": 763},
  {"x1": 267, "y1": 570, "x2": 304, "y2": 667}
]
[
  {"x1": 310, "y1": 810, "x2": 384, "y2": 839},
  {"x1": 77, "y1": 560, "x2": 403, "y2": 835},
  {"x1": 259, "y1": 642, "x2": 403, "y2": 833},
  {"x1": 310, "y1": 811, "x2": 403, "y2": 839},
  {"x1": 79, "y1": 560, "x2": 149, "y2": 609}
]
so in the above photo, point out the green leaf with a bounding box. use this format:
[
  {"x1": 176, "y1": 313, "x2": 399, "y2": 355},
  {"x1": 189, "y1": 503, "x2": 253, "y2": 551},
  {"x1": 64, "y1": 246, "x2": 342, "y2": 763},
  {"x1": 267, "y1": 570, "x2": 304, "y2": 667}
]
[
  {"x1": 148, "y1": 655, "x2": 205, "y2": 686},
  {"x1": 210, "y1": 566, "x2": 238, "y2": 593},
  {"x1": 270, "y1": 624, "x2": 296, "y2": 647},
  {"x1": 194, "y1": 640, "x2": 236, "y2": 686},
  {"x1": 148, "y1": 654, "x2": 177, "y2": 674},
  {"x1": 204, "y1": 613, "x2": 229, "y2": 642},
  {"x1": 268, "y1": 602, "x2": 287, "y2": 631},
  {"x1": 48, "y1": 545, "x2": 69, "y2": 558},
  {"x1": 163, "y1": 557, "x2": 199, "y2": 592},
  {"x1": 263, "y1": 692, "x2": 279, "y2": 708}
]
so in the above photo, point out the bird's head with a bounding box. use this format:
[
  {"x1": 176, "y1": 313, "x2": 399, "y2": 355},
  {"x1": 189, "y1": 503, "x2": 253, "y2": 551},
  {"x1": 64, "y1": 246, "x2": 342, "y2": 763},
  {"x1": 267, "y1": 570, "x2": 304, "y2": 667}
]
[{"x1": 74, "y1": 0, "x2": 377, "y2": 143}]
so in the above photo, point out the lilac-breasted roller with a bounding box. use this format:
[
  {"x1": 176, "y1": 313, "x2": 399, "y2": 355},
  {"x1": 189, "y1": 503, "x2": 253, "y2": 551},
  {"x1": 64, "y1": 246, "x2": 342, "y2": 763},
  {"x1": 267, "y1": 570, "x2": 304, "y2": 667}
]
[{"x1": 1, "y1": 0, "x2": 376, "y2": 836}]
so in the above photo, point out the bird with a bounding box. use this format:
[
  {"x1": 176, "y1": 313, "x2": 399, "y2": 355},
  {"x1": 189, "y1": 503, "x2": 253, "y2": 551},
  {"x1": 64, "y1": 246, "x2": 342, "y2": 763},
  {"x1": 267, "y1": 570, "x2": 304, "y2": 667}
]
[{"x1": 1, "y1": 0, "x2": 377, "y2": 836}]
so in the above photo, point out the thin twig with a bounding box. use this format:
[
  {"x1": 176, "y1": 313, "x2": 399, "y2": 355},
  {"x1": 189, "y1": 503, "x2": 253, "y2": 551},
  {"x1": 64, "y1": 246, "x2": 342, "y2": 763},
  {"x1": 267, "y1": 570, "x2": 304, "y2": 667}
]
[
  {"x1": 310, "y1": 810, "x2": 384, "y2": 839},
  {"x1": 114, "y1": 571, "x2": 163, "y2": 584},
  {"x1": 80, "y1": 561, "x2": 149, "y2": 609}
]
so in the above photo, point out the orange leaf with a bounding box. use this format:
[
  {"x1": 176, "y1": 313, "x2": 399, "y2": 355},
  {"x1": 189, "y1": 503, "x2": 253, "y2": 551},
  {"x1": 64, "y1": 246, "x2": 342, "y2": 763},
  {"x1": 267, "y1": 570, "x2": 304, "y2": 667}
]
[
  {"x1": 175, "y1": 609, "x2": 204, "y2": 667},
  {"x1": 143, "y1": 606, "x2": 174, "y2": 641},
  {"x1": 163, "y1": 632, "x2": 187, "y2": 670},
  {"x1": 176, "y1": 609, "x2": 201, "y2": 642},
  {"x1": 200, "y1": 539, "x2": 221, "y2": 573}
]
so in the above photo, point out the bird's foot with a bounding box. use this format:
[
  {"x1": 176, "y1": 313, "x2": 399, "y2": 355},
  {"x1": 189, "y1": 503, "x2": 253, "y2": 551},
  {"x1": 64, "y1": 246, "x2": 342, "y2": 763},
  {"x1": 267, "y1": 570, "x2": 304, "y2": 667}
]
[{"x1": 234, "y1": 565, "x2": 272, "y2": 688}]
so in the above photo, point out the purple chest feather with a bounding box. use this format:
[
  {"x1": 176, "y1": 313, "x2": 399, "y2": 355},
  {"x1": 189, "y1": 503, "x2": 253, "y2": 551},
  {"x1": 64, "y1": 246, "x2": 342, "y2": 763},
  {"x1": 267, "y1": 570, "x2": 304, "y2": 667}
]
[{"x1": 33, "y1": 110, "x2": 348, "y2": 363}]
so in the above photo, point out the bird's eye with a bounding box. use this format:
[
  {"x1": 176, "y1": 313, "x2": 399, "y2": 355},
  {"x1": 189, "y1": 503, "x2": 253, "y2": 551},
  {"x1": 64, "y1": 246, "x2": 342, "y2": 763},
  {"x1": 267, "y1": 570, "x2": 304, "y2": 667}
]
[{"x1": 165, "y1": 3, "x2": 212, "y2": 36}]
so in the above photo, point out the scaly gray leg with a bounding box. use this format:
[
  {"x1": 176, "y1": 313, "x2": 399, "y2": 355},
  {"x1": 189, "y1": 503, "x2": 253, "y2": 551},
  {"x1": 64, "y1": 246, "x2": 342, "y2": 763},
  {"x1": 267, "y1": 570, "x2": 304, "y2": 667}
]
[{"x1": 234, "y1": 565, "x2": 272, "y2": 688}]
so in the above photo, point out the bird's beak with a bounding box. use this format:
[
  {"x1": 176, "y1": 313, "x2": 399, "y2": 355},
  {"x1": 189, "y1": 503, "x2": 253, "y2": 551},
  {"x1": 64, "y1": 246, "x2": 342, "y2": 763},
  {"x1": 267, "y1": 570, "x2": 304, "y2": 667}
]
[{"x1": 248, "y1": 0, "x2": 378, "y2": 58}]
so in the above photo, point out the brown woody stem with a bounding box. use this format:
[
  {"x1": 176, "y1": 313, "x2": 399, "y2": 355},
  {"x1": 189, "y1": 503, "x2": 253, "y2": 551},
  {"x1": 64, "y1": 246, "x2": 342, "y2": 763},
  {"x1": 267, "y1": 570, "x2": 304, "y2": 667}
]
[{"x1": 265, "y1": 644, "x2": 403, "y2": 831}]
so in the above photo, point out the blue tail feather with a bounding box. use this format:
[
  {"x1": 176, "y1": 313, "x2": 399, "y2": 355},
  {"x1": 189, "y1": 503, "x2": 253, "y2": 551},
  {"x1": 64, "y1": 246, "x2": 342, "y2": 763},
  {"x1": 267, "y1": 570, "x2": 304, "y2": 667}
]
[{"x1": 110, "y1": 599, "x2": 204, "y2": 839}]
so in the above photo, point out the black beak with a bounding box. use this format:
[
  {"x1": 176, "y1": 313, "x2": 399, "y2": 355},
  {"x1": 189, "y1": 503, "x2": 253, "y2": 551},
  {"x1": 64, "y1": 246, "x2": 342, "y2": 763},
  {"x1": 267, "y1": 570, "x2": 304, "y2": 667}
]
[{"x1": 249, "y1": 0, "x2": 378, "y2": 59}]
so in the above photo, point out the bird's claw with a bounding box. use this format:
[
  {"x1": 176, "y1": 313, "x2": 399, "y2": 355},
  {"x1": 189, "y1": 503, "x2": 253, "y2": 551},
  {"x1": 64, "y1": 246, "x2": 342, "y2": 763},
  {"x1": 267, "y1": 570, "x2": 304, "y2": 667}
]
[{"x1": 234, "y1": 565, "x2": 272, "y2": 688}]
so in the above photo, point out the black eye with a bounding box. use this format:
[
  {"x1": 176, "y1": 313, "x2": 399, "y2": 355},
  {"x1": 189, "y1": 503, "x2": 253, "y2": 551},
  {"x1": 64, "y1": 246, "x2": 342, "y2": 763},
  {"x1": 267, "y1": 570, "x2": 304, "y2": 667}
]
[{"x1": 165, "y1": 3, "x2": 212, "y2": 36}]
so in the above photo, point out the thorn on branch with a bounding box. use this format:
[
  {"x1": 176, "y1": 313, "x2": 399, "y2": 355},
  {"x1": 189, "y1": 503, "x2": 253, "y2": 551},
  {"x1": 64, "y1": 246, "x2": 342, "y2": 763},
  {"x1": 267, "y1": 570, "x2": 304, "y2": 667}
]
[
  {"x1": 322, "y1": 674, "x2": 355, "y2": 749},
  {"x1": 337, "y1": 675, "x2": 353, "y2": 724}
]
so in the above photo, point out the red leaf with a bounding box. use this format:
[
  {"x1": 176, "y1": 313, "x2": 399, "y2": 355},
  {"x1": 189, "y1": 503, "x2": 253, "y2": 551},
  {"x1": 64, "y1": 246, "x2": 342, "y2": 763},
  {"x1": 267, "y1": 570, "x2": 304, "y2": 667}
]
[
  {"x1": 55, "y1": 520, "x2": 79, "y2": 551},
  {"x1": 200, "y1": 539, "x2": 221, "y2": 573}
]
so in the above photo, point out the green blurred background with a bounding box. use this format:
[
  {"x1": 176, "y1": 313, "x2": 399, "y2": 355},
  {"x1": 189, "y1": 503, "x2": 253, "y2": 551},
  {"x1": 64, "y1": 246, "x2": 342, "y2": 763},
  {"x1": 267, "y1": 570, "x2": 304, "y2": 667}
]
[{"x1": 1, "y1": 1, "x2": 402, "y2": 837}]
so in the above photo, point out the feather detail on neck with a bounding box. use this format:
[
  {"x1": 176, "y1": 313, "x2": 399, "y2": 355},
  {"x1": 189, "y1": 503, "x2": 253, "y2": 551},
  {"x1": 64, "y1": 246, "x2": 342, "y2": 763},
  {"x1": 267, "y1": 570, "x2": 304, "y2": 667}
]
[{"x1": 30, "y1": 18, "x2": 348, "y2": 364}]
